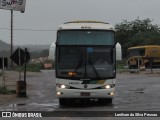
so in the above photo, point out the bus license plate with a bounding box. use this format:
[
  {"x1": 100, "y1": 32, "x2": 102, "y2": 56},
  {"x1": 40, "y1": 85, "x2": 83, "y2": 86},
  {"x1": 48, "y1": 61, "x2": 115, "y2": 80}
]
[{"x1": 81, "y1": 92, "x2": 90, "y2": 96}]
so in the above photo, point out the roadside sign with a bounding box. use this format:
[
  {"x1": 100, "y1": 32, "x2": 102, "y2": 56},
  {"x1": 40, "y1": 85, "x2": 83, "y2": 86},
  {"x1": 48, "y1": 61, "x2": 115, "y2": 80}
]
[
  {"x1": 0, "y1": 0, "x2": 26, "y2": 13},
  {"x1": 10, "y1": 47, "x2": 25, "y2": 66},
  {"x1": 10, "y1": 47, "x2": 30, "y2": 66}
]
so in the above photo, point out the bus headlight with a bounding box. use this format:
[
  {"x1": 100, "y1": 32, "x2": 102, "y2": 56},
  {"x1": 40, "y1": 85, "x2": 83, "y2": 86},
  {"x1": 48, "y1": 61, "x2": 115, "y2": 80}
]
[
  {"x1": 108, "y1": 92, "x2": 115, "y2": 96},
  {"x1": 57, "y1": 92, "x2": 62, "y2": 95},
  {"x1": 105, "y1": 85, "x2": 111, "y2": 89},
  {"x1": 101, "y1": 84, "x2": 115, "y2": 89},
  {"x1": 61, "y1": 85, "x2": 66, "y2": 89},
  {"x1": 56, "y1": 84, "x2": 70, "y2": 89}
]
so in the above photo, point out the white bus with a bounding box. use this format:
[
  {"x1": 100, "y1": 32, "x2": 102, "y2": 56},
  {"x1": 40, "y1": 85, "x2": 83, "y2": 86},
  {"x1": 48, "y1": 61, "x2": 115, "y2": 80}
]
[{"x1": 55, "y1": 21, "x2": 116, "y2": 105}]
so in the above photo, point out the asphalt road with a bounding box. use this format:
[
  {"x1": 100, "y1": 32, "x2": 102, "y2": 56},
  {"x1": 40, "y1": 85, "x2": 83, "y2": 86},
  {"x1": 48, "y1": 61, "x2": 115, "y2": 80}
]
[{"x1": 1, "y1": 69, "x2": 160, "y2": 119}]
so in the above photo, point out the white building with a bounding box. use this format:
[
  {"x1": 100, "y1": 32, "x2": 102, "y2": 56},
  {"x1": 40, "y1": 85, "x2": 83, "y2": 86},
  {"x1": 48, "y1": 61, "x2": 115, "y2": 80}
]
[
  {"x1": 116, "y1": 42, "x2": 122, "y2": 60},
  {"x1": 48, "y1": 42, "x2": 55, "y2": 60}
]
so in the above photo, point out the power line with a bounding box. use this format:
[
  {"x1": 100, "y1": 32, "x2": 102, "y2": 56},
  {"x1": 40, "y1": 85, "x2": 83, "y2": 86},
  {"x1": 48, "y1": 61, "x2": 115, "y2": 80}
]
[{"x1": 0, "y1": 27, "x2": 57, "y2": 31}]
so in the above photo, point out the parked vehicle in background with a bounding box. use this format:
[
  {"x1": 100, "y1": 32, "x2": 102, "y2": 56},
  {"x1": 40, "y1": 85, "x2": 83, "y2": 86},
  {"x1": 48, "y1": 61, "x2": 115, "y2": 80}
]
[{"x1": 127, "y1": 45, "x2": 160, "y2": 69}]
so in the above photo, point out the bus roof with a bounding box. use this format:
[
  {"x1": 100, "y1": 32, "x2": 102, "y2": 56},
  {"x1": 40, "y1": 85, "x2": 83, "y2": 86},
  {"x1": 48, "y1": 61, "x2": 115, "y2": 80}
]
[
  {"x1": 58, "y1": 20, "x2": 114, "y2": 30},
  {"x1": 128, "y1": 45, "x2": 160, "y2": 50}
]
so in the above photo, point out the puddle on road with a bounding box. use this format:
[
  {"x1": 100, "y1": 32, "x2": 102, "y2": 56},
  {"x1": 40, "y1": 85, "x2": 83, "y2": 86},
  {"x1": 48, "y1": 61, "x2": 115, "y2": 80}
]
[
  {"x1": 29, "y1": 102, "x2": 59, "y2": 107},
  {"x1": 17, "y1": 103, "x2": 26, "y2": 106},
  {"x1": 1, "y1": 102, "x2": 59, "y2": 111},
  {"x1": 8, "y1": 103, "x2": 26, "y2": 107},
  {"x1": 128, "y1": 88, "x2": 145, "y2": 94}
]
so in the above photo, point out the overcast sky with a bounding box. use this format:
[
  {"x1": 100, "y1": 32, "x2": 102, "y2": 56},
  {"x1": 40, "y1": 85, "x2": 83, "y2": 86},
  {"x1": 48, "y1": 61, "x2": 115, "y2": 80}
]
[{"x1": 0, "y1": 0, "x2": 160, "y2": 45}]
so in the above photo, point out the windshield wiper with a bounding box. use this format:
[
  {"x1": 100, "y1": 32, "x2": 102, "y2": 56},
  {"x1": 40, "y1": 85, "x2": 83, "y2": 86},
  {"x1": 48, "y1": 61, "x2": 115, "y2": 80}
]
[
  {"x1": 88, "y1": 59, "x2": 101, "y2": 79},
  {"x1": 70, "y1": 53, "x2": 83, "y2": 79},
  {"x1": 74, "y1": 58, "x2": 82, "y2": 73}
]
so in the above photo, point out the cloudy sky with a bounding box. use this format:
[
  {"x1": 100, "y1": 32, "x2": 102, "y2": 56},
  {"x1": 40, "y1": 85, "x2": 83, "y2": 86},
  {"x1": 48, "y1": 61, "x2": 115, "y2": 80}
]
[{"x1": 0, "y1": 0, "x2": 160, "y2": 45}]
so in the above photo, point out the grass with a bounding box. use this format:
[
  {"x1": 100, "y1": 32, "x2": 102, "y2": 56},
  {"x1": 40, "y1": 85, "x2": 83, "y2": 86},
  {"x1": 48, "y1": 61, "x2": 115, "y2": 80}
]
[
  {"x1": 0, "y1": 87, "x2": 16, "y2": 95},
  {"x1": 23, "y1": 63, "x2": 44, "y2": 72},
  {"x1": 116, "y1": 60, "x2": 129, "y2": 73},
  {"x1": 116, "y1": 60, "x2": 126, "y2": 69},
  {"x1": 14, "y1": 63, "x2": 44, "y2": 72},
  {"x1": 15, "y1": 62, "x2": 54, "y2": 72}
]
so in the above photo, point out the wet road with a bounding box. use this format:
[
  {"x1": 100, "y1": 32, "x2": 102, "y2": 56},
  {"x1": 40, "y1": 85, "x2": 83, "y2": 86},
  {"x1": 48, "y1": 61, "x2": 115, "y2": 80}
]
[
  {"x1": 1, "y1": 70, "x2": 160, "y2": 119},
  {"x1": 0, "y1": 70, "x2": 58, "y2": 111}
]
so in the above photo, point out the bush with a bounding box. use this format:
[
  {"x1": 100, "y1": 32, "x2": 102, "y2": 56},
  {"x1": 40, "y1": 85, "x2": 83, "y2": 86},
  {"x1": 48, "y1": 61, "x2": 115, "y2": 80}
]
[{"x1": 0, "y1": 87, "x2": 15, "y2": 95}]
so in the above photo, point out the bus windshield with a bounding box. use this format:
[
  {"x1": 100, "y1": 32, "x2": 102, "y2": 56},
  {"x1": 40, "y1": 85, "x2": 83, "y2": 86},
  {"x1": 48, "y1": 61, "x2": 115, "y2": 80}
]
[
  {"x1": 57, "y1": 30, "x2": 115, "y2": 45},
  {"x1": 56, "y1": 46, "x2": 115, "y2": 80}
]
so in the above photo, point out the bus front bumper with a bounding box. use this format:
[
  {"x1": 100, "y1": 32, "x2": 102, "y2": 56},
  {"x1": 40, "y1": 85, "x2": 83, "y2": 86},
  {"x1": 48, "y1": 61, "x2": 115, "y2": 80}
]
[{"x1": 56, "y1": 88, "x2": 115, "y2": 98}]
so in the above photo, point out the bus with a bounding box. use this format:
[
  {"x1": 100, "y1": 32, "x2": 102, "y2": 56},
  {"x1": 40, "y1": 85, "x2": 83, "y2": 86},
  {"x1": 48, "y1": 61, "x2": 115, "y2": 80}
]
[
  {"x1": 127, "y1": 45, "x2": 160, "y2": 68},
  {"x1": 55, "y1": 21, "x2": 116, "y2": 105}
]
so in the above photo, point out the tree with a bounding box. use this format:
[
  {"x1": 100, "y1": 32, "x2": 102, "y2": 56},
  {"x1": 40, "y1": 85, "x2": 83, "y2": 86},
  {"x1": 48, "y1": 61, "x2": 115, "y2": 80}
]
[{"x1": 115, "y1": 18, "x2": 160, "y2": 58}]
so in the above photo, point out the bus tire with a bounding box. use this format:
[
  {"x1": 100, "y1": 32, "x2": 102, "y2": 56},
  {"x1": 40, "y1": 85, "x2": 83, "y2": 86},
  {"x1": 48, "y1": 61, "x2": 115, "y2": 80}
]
[
  {"x1": 59, "y1": 98, "x2": 66, "y2": 106},
  {"x1": 99, "y1": 98, "x2": 112, "y2": 104},
  {"x1": 107, "y1": 98, "x2": 113, "y2": 103}
]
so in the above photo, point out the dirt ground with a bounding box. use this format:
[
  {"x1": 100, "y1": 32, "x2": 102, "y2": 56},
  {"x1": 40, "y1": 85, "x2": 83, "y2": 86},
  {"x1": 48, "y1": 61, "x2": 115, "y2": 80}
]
[{"x1": 0, "y1": 70, "x2": 40, "y2": 106}]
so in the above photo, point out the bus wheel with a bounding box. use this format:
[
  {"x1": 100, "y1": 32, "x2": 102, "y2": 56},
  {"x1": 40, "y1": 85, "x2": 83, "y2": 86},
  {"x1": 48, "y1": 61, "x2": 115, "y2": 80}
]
[
  {"x1": 107, "y1": 98, "x2": 113, "y2": 103},
  {"x1": 99, "y1": 98, "x2": 112, "y2": 104},
  {"x1": 59, "y1": 98, "x2": 66, "y2": 106}
]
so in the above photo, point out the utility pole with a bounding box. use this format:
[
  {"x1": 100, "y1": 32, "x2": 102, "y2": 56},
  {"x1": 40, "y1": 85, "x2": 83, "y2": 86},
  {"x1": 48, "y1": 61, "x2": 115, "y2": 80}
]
[{"x1": 11, "y1": 10, "x2": 13, "y2": 67}]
